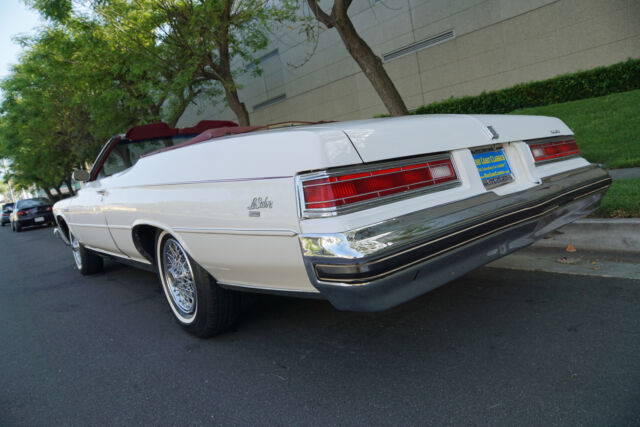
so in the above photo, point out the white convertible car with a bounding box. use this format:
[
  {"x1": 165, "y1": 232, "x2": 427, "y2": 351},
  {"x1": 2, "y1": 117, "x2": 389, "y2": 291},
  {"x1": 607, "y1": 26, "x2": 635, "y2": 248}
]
[{"x1": 53, "y1": 115, "x2": 611, "y2": 337}]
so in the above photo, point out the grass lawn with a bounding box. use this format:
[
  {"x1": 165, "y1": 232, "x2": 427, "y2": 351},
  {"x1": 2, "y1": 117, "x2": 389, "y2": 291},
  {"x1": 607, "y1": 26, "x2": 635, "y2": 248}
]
[
  {"x1": 512, "y1": 89, "x2": 640, "y2": 169},
  {"x1": 512, "y1": 89, "x2": 640, "y2": 217},
  {"x1": 594, "y1": 178, "x2": 640, "y2": 218}
]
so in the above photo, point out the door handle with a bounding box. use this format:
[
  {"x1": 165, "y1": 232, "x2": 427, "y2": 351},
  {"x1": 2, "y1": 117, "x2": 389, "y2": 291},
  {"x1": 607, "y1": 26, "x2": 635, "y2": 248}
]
[{"x1": 97, "y1": 189, "x2": 108, "y2": 196}]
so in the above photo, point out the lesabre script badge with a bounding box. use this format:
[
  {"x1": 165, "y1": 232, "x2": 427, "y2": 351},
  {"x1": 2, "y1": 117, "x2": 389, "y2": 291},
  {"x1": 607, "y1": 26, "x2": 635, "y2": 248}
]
[{"x1": 248, "y1": 197, "x2": 272, "y2": 217}]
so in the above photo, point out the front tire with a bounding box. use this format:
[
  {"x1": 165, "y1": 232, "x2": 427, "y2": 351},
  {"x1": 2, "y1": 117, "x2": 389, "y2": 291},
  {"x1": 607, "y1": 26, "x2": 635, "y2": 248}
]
[
  {"x1": 156, "y1": 231, "x2": 239, "y2": 337},
  {"x1": 70, "y1": 232, "x2": 104, "y2": 275}
]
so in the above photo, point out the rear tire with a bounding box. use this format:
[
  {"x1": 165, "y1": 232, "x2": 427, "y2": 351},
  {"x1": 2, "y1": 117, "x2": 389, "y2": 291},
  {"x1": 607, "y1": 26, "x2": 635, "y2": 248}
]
[
  {"x1": 70, "y1": 232, "x2": 103, "y2": 275},
  {"x1": 14, "y1": 222, "x2": 21, "y2": 232},
  {"x1": 156, "y1": 231, "x2": 240, "y2": 337}
]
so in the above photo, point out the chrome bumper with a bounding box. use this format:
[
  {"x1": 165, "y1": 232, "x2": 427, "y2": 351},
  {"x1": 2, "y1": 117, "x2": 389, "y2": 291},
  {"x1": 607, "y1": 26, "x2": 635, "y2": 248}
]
[{"x1": 299, "y1": 165, "x2": 611, "y2": 311}]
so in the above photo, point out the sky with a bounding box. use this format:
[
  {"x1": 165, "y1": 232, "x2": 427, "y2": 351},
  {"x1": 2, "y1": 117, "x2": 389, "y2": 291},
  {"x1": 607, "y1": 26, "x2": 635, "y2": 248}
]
[{"x1": 0, "y1": 0, "x2": 42, "y2": 80}]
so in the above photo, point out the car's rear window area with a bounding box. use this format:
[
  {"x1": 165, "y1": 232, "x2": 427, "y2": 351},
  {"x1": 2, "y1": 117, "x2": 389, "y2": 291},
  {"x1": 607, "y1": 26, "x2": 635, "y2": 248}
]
[
  {"x1": 17, "y1": 198, "x2": 51, "y2": 209},
  {"x1": 100, "y1": 136, "x2": 194, "y2": 178},
  {"x1": 2, "y1": 203, "x2": 14, "y2": 212}
]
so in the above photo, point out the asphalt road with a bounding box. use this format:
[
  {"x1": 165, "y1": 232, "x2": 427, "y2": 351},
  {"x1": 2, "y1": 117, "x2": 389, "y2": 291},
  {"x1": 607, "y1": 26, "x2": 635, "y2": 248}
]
[{"x1": 1, "y1": 225, "x2": 639, "y2": 426}]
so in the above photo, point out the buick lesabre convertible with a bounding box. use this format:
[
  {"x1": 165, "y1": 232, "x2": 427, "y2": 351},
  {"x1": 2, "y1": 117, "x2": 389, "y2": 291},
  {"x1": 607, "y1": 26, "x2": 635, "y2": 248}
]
[{"x1": 53, "y1": 115, "x2": 611, "y2": 337}]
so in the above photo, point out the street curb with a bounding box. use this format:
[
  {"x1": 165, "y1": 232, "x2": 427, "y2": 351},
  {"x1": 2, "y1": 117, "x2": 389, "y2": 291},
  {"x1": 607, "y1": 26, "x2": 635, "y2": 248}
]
[{"x1": 533, "y1": 219, "x2": 640, "y2": 254}]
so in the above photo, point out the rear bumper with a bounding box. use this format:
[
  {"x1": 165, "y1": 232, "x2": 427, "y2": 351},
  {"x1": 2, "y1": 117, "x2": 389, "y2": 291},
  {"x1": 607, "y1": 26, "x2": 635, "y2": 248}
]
[
  {"x1": 15, "y1": 213, "x2": 54, "y2": 227},
  {"x1": 299, "y1": 165, "x2": 611, "y2": 311}
]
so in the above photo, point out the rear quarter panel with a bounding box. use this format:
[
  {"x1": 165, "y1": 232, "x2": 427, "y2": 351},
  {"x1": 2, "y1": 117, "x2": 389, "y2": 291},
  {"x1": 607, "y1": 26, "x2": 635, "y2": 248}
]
[{"x1": 98, "y1": 128, "x2": 362, "y2": 291}]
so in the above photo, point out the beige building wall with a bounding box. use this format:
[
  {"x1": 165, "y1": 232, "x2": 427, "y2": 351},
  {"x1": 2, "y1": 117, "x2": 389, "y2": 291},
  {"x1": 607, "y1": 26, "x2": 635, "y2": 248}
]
[{"x1": 178, "y1": 0, "x2": 640, "y2": 127}]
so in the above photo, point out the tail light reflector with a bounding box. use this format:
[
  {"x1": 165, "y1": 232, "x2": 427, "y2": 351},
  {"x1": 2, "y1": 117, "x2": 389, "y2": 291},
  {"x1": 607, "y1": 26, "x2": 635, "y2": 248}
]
[
  {"x1": 528, "y1": 139, "x2": 579, "y2": 163},
  {"x1": 301, "y1": 157, "x2": 458, "y2": 212}
]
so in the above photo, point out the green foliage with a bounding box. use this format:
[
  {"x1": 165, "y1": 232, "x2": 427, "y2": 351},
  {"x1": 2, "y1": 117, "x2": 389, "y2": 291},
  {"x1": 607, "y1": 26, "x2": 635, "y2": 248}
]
[
  {"x1": 412, "y1": 58, "x2": 640, "y2": 115},
  {"x1": 95, "y1": 0, "x2": 298, "y2": 125},
  {"x1": 1, "y1": 0, "x2": 299, "y2": 193},
  {"x1": 0, "y1": 26, "x2": 91, "y2": 193},
  {"x1": 513, "y1": 90, "x2": 640, "y2": 169},
  {"x1": 26, "y1": 0, "x2": 73, "y2": 22}
]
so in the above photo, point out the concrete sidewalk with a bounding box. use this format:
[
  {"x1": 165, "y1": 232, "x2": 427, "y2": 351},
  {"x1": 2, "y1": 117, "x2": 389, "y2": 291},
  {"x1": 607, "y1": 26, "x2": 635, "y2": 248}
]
[
  {"x1": 608, "y1": 167, "x2": 640, "y2": 180},
  {"x1": 488, "y1": 218, "x2": 639, "y2": 279},
  {"x1": 488, "y1": 246, "x2": 640, "y2": 280},
  {"x1": 533, "y1": 218, "x2": 640, "y2": 254}
]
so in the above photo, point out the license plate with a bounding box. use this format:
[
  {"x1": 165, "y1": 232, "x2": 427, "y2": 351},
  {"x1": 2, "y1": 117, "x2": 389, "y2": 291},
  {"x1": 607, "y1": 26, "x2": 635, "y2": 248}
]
[
  {"x1": 34, "y1": 217, "x2": 44, "y2": 223},
  {"x1": 473, "y1": 149, "x2": 513, "y2": 187}
]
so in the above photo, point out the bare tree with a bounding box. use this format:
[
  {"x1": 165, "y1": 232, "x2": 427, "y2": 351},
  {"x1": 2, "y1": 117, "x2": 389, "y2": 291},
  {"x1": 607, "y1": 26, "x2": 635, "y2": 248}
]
[{"x1": 306, "y1": 0, "x2": 408, "y2": 116}]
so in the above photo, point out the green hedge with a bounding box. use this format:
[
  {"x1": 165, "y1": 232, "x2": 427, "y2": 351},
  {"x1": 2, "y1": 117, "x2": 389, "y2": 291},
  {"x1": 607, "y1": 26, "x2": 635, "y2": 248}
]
[{"x1": 411, "y1": 58, "x2": 640, "y2": 115}]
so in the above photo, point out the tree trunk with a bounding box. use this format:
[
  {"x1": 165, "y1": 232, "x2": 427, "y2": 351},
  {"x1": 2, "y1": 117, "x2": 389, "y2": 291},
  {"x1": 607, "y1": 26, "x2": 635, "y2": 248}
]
[
  {"x1": 63, "y1": 177, "x2": 75, "y2": 196},
  {"x1": 333, "y1": 18, "x2": 408, "y2": 116},
  {"x1": 223, "y1": 84, "x2": 250, "y2": 126},
  {"x1": 43, "y1": 187, "x2": 56, "y2": 201},
  {"x1": 306, "y1": 0, "x2": 409, "y2": 116}
]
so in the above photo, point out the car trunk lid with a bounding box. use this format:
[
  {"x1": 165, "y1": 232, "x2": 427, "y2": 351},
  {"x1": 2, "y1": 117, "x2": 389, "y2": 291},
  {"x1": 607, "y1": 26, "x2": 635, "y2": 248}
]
[{"x1": 336, "y1": 115, "x2": 573, "y2": 163}]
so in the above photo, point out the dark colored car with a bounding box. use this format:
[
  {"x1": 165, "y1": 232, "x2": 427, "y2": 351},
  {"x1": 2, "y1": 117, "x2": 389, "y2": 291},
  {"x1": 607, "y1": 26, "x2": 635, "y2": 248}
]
[
  {"x1": 1, "y1": 202, "x2": 14, "y2": 226},
  {"x1": 10, "y1": 198, "x2": 54, "y2": 232}
]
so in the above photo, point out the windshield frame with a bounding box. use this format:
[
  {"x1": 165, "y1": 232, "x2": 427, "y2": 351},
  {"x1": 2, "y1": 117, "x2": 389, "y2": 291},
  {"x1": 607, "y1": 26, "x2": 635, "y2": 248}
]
[{"x1": 90, "y1": 134, "x2": 199, "y2": 181}]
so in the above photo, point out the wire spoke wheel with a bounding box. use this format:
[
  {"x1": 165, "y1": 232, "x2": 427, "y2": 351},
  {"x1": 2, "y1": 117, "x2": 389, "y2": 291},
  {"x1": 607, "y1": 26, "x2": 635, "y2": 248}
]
[
  {"x1": 161, "y1": 238, "x2": 197, "y2": 319},
  {"x1": 71, "y1": 233, "x2": 83, "y2": 270},
  {"x1": 156, "y1": 231, "x2": 240, "y2": 337}
]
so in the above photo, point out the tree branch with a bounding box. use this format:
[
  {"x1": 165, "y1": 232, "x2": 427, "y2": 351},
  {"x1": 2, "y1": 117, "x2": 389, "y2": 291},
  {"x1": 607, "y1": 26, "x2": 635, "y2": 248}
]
[{"x1": 306, "y1": 0, "x2": 335, "y2": 28}]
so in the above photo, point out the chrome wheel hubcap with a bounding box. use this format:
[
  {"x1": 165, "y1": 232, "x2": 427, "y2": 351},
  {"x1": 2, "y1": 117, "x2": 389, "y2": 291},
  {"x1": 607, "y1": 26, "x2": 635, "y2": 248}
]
[
  {"x1": 71, "y1": 234, "x2": 82, "y2": 270},
  {"x1": 162, "y1": 238, "x2": 197, "y2": 316}
]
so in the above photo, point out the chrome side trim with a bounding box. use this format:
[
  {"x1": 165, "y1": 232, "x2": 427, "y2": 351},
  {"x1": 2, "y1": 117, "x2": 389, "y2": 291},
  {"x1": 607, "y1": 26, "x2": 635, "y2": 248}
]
[
  {"x1": 107, "y1": 224, "x2": 132, "y2": 230},
  {"x1": 67, "y1": 222, "x2": 131, "y2": 231},
  {"x1": 173, "y1": 227, "x2": 298, "y2": 237},
  {"x1": 68, "y1": 222, "x2": 109, "y2": 229},
  {"x1": 218, "y1": 281, "x2": 321, "y2": 297},
  {"x1": 84, "y1": 245, "x2": 151, "y2": 264},
  {"x1": 114, "y1": 176, "x2": 292, "y2": 190}
]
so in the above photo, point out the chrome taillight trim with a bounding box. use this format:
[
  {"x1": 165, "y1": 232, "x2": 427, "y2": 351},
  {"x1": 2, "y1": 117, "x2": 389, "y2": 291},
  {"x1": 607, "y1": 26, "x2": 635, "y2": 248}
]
[{"x1": 296, "y1": 154, "x2": 461, "y2": 219}]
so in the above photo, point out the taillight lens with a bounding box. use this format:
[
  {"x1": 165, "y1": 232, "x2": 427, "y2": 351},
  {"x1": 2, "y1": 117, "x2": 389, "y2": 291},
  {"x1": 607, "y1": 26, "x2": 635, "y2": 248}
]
[
  {"x1": 528, "y1": 139, "x2": 579, "y2": 163},
  {"x1": 301, "y1": 157, "x2": 458, "y2": 212},
  {"x1": 45, "y1": 206, "x2": 52, "y2": 211},
  {"x1": 17, "y1": 210, "x2": 28, "y2": 216}
]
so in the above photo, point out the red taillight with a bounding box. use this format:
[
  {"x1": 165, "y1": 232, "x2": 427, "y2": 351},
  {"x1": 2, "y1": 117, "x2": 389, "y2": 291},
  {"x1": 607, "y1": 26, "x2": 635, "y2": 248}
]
[
  {"x1": 45, "y1": 206, "x2": 52, "y2": 211},
  {"x1": 528, "y1": 139, "x2": 579, "y2": 163},
  {"x1": 302, "y1": 158, "x2": 457, "y2": 211},
  {"x1": 17, "y1": 210, "x2": 28, "y2": 216}
]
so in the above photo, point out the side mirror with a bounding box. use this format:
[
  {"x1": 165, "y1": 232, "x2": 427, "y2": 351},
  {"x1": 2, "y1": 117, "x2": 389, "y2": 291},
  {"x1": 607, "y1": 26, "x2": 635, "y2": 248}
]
[{"x1": 72, "y1": 169, "x2": 90, "y2": 182}]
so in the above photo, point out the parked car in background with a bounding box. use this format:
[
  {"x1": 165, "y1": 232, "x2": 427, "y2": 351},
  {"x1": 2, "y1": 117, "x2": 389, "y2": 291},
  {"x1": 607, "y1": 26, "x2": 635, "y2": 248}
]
[
  {"x1": 53, "y1": 116, "x2": 611, "y2": 337},
  {"x1": 1, "y1": 202, "x2": 14, "y2": 226},
  {"x1": 10, "y1": 198, "x2": 54, "y2": 232}
]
